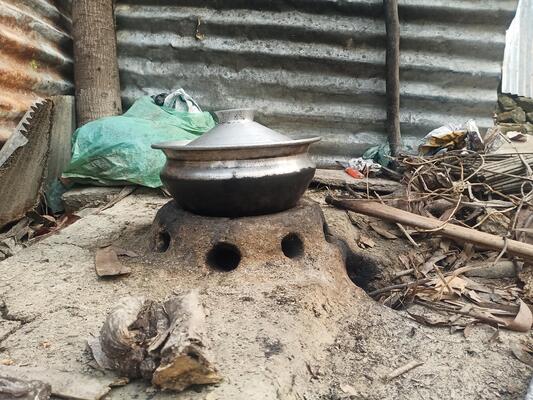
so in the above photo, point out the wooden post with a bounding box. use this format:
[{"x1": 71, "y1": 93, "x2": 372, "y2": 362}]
[
  {"x1": 72, "y1": 0, "x2": 122, "y2": 126},
  {"x1": 384, "y1": 0, "x2": 401, "y2": 157}
]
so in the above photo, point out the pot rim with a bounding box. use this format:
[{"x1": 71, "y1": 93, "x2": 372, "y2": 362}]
[{"x1": 151, "y1": 136, "x2": 321, "y2": 151}]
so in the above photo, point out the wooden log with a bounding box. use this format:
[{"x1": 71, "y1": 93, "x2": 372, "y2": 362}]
[
  {"x1": 72, "y1": 0, "x2": 122, "y2": 126},
  {"x1": 326, "y1": 197, "x2": 533, "y2": 261},
  {"x1": 152, "y1": 290, "x2": 222, "y2": 391},
  {"x1": 384, "y1": 0, "x2": 401, "y2": 157},
  {"x1": 91, "y1": 291, "x2": 222, "y2": 392}
]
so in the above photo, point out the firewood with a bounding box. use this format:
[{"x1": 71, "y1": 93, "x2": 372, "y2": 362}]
[{"x1": 326, "y1": 197, "x2": 533, "y2": 261}]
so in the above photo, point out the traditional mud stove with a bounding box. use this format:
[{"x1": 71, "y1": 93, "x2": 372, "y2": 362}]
[{"x1": 149, "y1": 109, "x2": 327, "y2": 271}]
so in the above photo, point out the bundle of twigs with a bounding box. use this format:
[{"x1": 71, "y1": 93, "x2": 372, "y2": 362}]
[
  {"x1": 461, "y1": 153, "x2": 533, "y2": 195},
  {"x1": 399, "y1": 151, "x2": 533, "y2": 206}
]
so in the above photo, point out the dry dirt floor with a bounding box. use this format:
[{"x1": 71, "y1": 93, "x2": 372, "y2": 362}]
[{"x1": 0, "y1": 189, "x2": 531, "y2": 399}]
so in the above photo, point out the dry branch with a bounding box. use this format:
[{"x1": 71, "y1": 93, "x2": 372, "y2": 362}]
[{"x1": 326, "y1": 197, "x2": 533, "y2": 261}]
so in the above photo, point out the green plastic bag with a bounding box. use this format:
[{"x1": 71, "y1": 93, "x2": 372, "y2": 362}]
[{"x1": 62, "y1": 96, "x2": 215, "y2": 188}]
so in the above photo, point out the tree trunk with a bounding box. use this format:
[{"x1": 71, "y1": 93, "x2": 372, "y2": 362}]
[
  {"x1": 72, "y1": 0, "x2": 122, "y2": 126},
  {"x1": 384, "y1": 0, "x2": 401, "y2": 157}
]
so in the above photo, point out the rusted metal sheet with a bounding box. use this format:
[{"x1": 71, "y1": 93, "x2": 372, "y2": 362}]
[
  {"x1": 115, "y1": 0, "x2": 517, "y2": 165},
  {"x1": 0, "y1": 0, "x2": 73, "y2": 142},
  {"x1": 502, "y1": 0, "x2": 533, "y2": 98}
]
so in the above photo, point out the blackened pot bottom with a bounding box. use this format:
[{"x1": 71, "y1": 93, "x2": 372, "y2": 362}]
[{"x1": 162, "y1": 168, "x2": 315, "y2": 218}]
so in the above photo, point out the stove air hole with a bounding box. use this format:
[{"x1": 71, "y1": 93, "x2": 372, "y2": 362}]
[
  {"x1": 281, "y1": 233, "x2": 304, "y2": 259},
  {"x1": 155, "y1": 230, "x2": 170, "y2": 253},
  {"x1": 207, "y1": 242, "x2": 241, "y2": 271}
]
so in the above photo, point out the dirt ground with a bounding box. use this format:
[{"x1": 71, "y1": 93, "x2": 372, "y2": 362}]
[{"x1": 0, "y1": 189, "x2": 532, "y2": 399}]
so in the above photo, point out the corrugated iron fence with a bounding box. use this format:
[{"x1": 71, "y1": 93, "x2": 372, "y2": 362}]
[
  {"x1": 1, "y1": 1, "x2": 518, "y2": 164},
  {"x1": 0, "y1": 0, "x2": 73, "y2": 141},
  {"x1": 115, "y1": 0, "x2": 517, "y2": 165}
]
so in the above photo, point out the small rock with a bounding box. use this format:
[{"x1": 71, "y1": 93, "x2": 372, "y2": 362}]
[
  {"x1": 498, "y1": 123, "x2": 527, "y2": 134},
  {"x1": 498, "y1": 93, "x2": 517, "y2": 111},
  {"x1": 527, "y1": 112, "x2": 533, "y2": 124},
  {"x1": 517, "y1": 96, "x2": 533, "y2": 112},
  {"x1": 497, "y1": 108, "x2": 526, "y2": 124},
  {"x1": 525, "y1": 123, "x2": 533, "y2": 135},
  {"x1": 61, "y1": 187, "x2": 124, "y2": 213}
]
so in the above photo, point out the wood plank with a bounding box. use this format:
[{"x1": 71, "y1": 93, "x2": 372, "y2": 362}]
[{"x1": 312, "y1": 169, "x2": 402, "y2": 193}]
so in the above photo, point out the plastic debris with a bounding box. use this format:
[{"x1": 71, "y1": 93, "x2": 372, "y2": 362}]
[
  {"x1": 419, "y1": 120, "x2": 484, "y2": 156},
  {"x1": 63, "y1": 96, "x2": 215, "y2": 188}
]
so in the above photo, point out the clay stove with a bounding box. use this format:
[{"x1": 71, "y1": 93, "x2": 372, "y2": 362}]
[{"x1": 148, "y1": 198, "x2": 330, "y2": 274}]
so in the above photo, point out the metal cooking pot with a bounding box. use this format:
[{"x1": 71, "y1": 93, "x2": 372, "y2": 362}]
[{"x1": 152, "y1": 109, "x2": 321, "y2": 217}]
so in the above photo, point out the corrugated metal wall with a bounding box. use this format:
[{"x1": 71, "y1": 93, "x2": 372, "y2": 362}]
[
  {"x1": 0, "y1": 0, "x2": 73, "y2": 141},
  {"x1": 115, "y1": 0, "x2": 517, "y2": 165}
]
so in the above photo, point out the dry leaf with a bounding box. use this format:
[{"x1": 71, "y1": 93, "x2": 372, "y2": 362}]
[
  {"x1": 95, "y1": 247, "x2": 132, "y2": 277},
  {"x1": 501, "y1": 300, "x2": 533, "y2": 332},
  {"x1": 432, "y1": 276, "x2": 467, "y2": 295},
  {"x1": 463, "y1": 323, "x2": 475, "y2": 338},
  {"x1": 439, "y1": 240, "x2": 451, "y2": 252},
  {"x1": 358, "y1": 235, "x2": 375, "y2": 248},
  {"x1": 419, "y1": 254, "x2": 449, "y2": 276},
  {"x1": 398, "y1": 254, "x2": 411, "y2": 269},
  {"x1": 511, "y1": 341, "x2": 533, "y2": 366},
  {"x1": 369, "y1": 222, "x2": 398, "y2": 240}
]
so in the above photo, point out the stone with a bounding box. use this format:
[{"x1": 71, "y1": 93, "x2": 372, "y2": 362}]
[
  {"x1": 61, "y1": 186, "x2": 124, "y2": 212},
  {"x1": 527, "y1": 112, "x2": 533, "y2": 124},
  {"x1": 517, "y1": 96, "x2": 533, "y2": 112},
  {"x1": 525, "y1": 123, "x2": 533, "y2": 134},
  {"x1": 497, "y1": 123, "x2": 527, "y2": 134},
  {"x1": 497, "y1": 108, "x2": 526, "y2": 124},
  {"x1": 498, "y1": 93, "x2": 517, "y2": 111}
]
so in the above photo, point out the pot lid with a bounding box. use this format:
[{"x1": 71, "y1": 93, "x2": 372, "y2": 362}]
[
  {"x1": 153, "y1": 109, "x2": 320, "y2": 152},
  {"x1": 189, "y1": 108, "x2": 291, "y2": 148}
]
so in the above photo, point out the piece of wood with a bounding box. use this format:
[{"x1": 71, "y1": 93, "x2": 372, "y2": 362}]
[
  {"x1": 326, "y1": 197, "x2": 533, "y2": 261},
  {"x1": 0, "y1": 366, "x2": 114, "y2": 400},
  {"x1": 312, "y1": 169, "x2": 402, "y2": 193},
  {"x1": 45, "y1": 96, "x2": 75, "y2": 189},
  {"x1": 0, "y1": 100, "x2": 53, "y2": 229},
  {"x1": 152, "y1": 290, "x2": 222, "y2": 391},
  {"x1": 72, "y1": 0, "x2": 122, "y2": 126},
  {"x1": 464, "y1": 260, "x2": 518, "y2": 279},
  {"x1": 92, "y1": 291, "x2": 222, "y2": 392},
  {"x1": 385, "y1": 359, "x2": 423, "y2": 381},
  {"x1": 384, "y1": 0, "x2": 401, "y2": 157}
]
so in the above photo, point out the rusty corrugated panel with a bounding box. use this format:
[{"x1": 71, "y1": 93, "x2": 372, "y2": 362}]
[
  {"x1": 502, "y1": 0, "x2": 533, "y2": 98},
  {"x1": 0, "y1": 0, "x2": 73, "y2": 141},
  {"x1": 115, "y1": 0, "x2": 517, "y2": 166}
]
